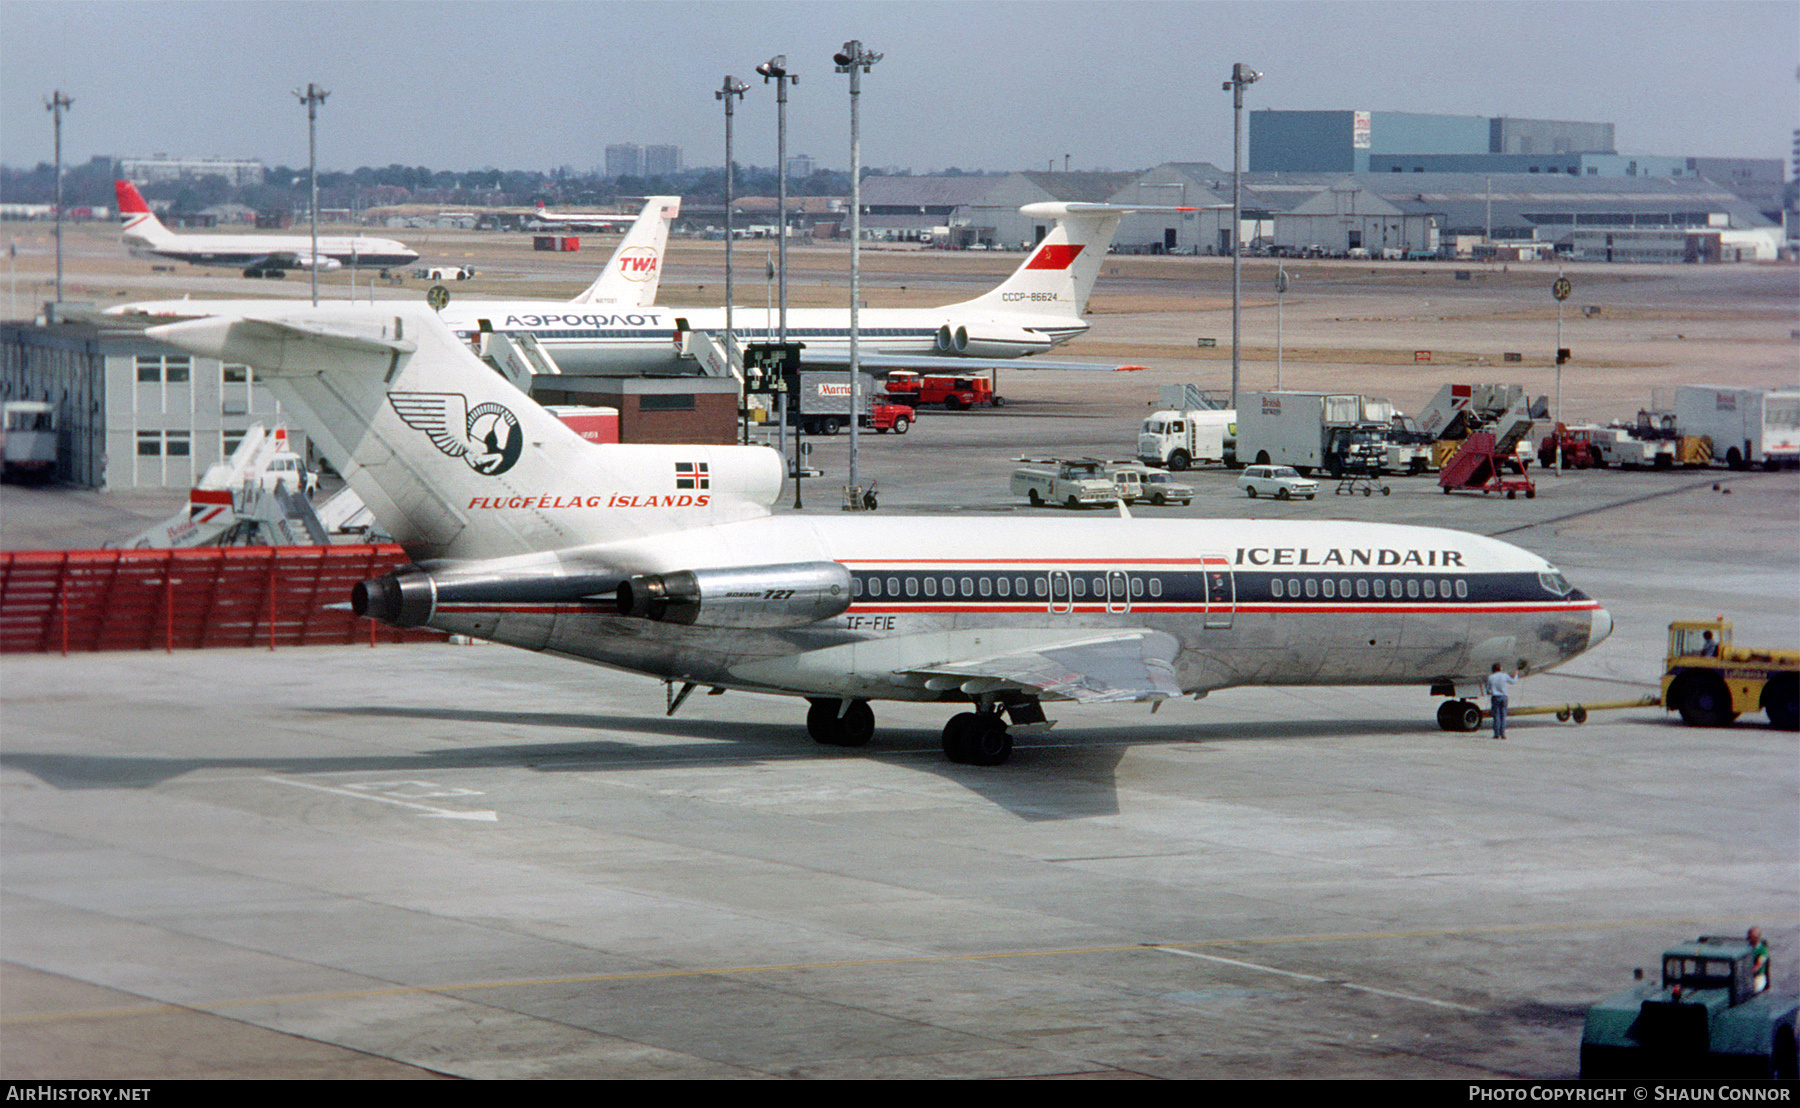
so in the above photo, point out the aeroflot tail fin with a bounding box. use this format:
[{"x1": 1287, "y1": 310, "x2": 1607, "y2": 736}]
[
  {"x1": 954, "y1": 203, "x2": 1202, "y2": 319},
  {"x1": 569, "y1": 196, "x2": 680, "y2": 308},
  {"x1": 113, "y1": 179, "x2": 174, "y2": 245},
  {"x1": 143, "y1": 304, "x2": 780, "y2": 563}
]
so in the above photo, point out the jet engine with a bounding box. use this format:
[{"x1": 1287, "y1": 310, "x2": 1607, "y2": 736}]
[
  {"x1": 934, "y1": 323, "x2": 1053, "y2": 359},
  {"x1": 616, "y1": 561, "x2": 851, "y2": 628},
  {"x1": 353, "y1": 563, "x2": 620, "y2": 627},
  {"x1": 291, "y1": 255, "x2": 345, "y2": 272}
]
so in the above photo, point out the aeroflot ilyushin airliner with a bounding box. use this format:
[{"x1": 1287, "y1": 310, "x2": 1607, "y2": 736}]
[
  {"x1": 143, "y1": 302, "x2": 1613, "y2": 765},
  {"x1": 114, "y1": 180, "x2": 418, "y2": 278},
  {"x1": 428, "y1": 201, "x2": 1193, "y2": 375}
]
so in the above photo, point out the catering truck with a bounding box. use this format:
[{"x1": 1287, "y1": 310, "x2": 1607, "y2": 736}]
[
  {"x1": 1674, "y1": 385, "x2": 1800, "y2": 470},
  {"x1": 794, "y1": 371, "x2": 914, "y2": 435},
  {"x1": 1235, "y1": 391, "x2": 1386, "y2": 478}
]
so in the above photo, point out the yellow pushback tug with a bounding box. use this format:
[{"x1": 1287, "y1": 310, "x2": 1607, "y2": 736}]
[{"x1": 1662, "y1": 619, "x2": 1799, "y2": 731}]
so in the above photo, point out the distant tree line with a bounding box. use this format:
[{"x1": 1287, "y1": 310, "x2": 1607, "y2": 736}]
[{"x1": 0, "y1": 157, "x2": 976, "y2": 214}]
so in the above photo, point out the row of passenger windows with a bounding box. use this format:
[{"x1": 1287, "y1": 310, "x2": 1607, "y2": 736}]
[
  {"x1": 850, "y1": 572, "x2": 1474, "y2": 603},
  {"x1": 1271, "y1": 576, "x2": 1468, "y2": 600},
  {"x1": 852, "y1": 574, "x2": 1167, "y2": 600}
]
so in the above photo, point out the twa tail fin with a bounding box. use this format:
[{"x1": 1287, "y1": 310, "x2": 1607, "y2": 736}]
[
  {"x1": 569, "y1": 196, "x2": 679, "y2": 307},
  {"x1": 113, "y1": 179, "x2": 174, "y2": 246},
  {"x1": 143, "y1": 304, "x2": 780, "y2": 563},
  {"x1": 955, "y1": 203, "x2": 1197, "y2": 318}
]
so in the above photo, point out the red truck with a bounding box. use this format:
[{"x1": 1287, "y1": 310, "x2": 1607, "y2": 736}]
[
  {"x1": 793, "y1": 372, "x2": 915, "y2": 435},
  {"x1": 883, "y1": 371, "x2": 1003, "y2": 410}
]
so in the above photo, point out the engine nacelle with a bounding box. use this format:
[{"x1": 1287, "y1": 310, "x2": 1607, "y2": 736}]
[
  {"x1": 941, "y1": 323, "x2": 1054, "y2": 359},
  {"x1": 616, "y1": 561, "x2": 851, "y2": 629},
  {"x1": 353, "y1": 563, "x2": 620, "y2": 627},
  {"x1": 292, "y1": 255, "x2": 345, "y2": 272},
  {"x1": 353, "y1": 564, "x2": 437, "y2": 627}
]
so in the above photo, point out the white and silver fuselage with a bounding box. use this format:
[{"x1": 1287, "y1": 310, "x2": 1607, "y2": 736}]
[
  {"x1": 415, "y1": 514, "x2": 1609, "y2": 703},
  {"x1": 435, "y1": 303, "x2": 1088, "y2": 375}
]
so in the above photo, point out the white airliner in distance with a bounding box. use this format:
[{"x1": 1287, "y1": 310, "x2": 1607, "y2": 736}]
[
  {"x1": 142, "y1": 302, "x2": 1613, "y2": 765},
  {"x1": 114, "y1": 180, "x2": 419, "y2": 279},
  {"x1": 108, "y1": 194, "x2": 679, "y2": 318},
  {"x1": 427, "y1": 201, "x2": 1198, "y2": 375},
  {"x1": 525, "y1": 201, "x2": 636, "y2": 233}
]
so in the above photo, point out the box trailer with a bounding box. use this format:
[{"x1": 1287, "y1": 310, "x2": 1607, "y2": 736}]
[{"x1": 1674, "y1": 386, "x2": 1800, "y2": 470}]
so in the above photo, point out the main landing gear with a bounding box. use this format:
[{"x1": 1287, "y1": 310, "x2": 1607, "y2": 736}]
[
  {"x1": 1436, "y1": 698, "x2": 1484, "y2": 732},
  {"x1": 804, "y1": 697, "x2": 1032, "y2": 765}
]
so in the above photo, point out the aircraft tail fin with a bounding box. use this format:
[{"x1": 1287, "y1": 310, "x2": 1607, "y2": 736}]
[
  {"x1": 113, "y1": 179, "x2": 175, "y2": 246},
  {"x1": 143, "y1": 305, "x2": 781, "y2": 563},
  {"x1": 569, "y1": 196, "x2": 679, "y2": 307},
  {"x1": 955, "y1": 203, "x2": 1197, "y2": 318}
]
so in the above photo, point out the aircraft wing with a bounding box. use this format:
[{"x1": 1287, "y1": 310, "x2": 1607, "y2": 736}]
[
  {"x1": 822, "y1": 352, "x2": 1147, "y2": 373},
  {"x1": 903, "y1": 629, "x2": 1182, "y2": 704}
]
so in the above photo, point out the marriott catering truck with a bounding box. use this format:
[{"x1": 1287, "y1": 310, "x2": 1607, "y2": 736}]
[{"x1": 1673, "y1": 385, "x2": 1800, "y2": 470}]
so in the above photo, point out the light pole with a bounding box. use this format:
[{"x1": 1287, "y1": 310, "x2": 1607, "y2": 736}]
[
  {"x1": 45, "y1": 91, "x2": 72, "y2": 304},
  {"x1": 716, "y1": 75, "x2": 749, "y2": 440},
  {"x1": 1223, "y1": 62, "x2": 1259, "y2": 412},
  {"x1": 293, "y1": 83, "x2": 328, "y2": 306},
  {"x1": 1275, "y1": 264, "x2": 1289, "y2": 390},
  {"x1": 834, "y1": 39, "x2": 880, "y2": 508},
  {"x1": 756, "y1": 55, "x2": 797, "y2": 478}
]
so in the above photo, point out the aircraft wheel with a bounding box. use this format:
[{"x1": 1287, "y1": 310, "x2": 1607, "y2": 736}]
[
  {"x1": 943, "y1": 712, "x2": 1011, "y2": 765},
  {"x1": 1437, "y1": 699, "x2": 1482, "y2": 732},
  {"x1": 1762, "y1": 674, "x2": 1798, "y2": 731},
  {"x1": 807, "y1": 698, "x2": 874, "y2": 746}
]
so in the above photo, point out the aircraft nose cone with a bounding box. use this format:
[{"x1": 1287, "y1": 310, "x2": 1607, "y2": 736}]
[{"x1": 1589, "y1": 605, "x2": 1614, "y2": 651}]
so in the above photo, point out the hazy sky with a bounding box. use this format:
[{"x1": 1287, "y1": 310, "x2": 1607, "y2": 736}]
[{"x1": 3, "y1": 0, "x2": 1795, "y2": 176}]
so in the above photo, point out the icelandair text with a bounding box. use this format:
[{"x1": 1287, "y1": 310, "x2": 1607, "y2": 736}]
[{"x1": 1237, "y1": 547, "x2": 1466, "y2": 568}]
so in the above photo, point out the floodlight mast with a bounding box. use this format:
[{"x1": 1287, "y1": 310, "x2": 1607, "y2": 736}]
[
  {"x1": 834, "y1": 40, "x2": 881, "y2": 508},
  {"x1": 716, "y1": 75, "x2": 749, "y2": 441},
  {"x1": 1223, "y1": 62, "x2": 1259, "y2": 411},
  {"x1": 44, "y1": 91, "x2": 72, "y2": 304},
  {"x1": 293, "y1": 83, "x2": 329, "y2": 306},
  {"x1": 757, "y1": 55, "x2": 798, "y2": 486}
]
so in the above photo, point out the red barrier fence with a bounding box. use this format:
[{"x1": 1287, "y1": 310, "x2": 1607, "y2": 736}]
[{"x1": 0, "y1": 545, "x2": 445, "y2": 654}]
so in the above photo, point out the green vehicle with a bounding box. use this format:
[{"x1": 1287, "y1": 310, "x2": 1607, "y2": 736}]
[{"x1": 1580, "y1": 935, "x2": 1797, "y2": 1078}]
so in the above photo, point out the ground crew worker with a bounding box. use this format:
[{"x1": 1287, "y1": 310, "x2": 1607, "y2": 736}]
[
  {"x1": 1486, "y1": 662, "x2": 1523, "y2": 740},
  {"x1": 1750, "y1": 927, "x2": 1769, "y2": 993}
]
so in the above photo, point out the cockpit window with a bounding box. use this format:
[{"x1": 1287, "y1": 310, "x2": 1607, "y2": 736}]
[{"x1": 1538, "y1": 570, "x2": 1571, "y2": 596}]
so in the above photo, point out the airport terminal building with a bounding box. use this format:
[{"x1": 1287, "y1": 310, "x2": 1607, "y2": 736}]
[
  {"x1": 852, "y1": 167, "x2": 1781, "y2": 262},
  {"x1": 1, "y1": 314, "x2": 299, "y2": 490}
]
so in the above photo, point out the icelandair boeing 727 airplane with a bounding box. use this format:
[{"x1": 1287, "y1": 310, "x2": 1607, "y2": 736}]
[
  {"x1": 115, "y1": 180, "x2": 419, "y2": 278},
  {"x1": 430, "y1": 201, "x2": 1191, "y2": 375},
  {"x1": 143, "y1": 302, "x2": 1612, "y2": 766}
]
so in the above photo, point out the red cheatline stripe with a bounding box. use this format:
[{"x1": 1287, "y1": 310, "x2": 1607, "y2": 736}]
[
  {"x1": 434, "y1": 600, "x2": 1599, "y2": 617},
  {"x1": 840, "y1": 557, "x2": 1225, "y2": 566}
]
